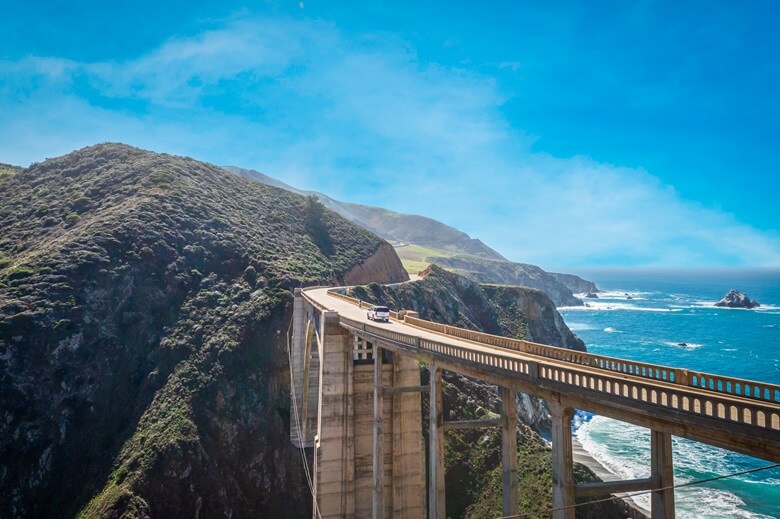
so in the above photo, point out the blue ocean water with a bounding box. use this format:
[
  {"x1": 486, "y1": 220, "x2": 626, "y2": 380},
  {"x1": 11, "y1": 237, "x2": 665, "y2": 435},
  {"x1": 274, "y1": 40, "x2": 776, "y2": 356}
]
[{"x1": 559, "y1": 269, "x2": 780, "y2": 519}]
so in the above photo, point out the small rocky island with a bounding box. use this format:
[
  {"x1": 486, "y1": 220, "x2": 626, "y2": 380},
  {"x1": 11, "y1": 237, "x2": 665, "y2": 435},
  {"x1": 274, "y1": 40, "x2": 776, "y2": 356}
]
[{"x1": 715, "y1": 289, "x2": 760, "y2": 309}]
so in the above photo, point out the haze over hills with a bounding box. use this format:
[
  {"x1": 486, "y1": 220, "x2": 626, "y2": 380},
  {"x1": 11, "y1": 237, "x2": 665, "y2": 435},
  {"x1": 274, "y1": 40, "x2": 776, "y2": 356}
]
[
  {"x1": 225, "y1": 166, "x2": 505, "y2": 260},
  {"x1": 225, "y1": 166, "x2": 597, "y2": 306}
]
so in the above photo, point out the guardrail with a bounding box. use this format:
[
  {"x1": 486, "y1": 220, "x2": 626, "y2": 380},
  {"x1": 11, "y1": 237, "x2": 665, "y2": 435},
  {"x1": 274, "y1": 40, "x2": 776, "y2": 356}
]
[
  {"x1": 338, "y1": 315, "x2": 780, "y2": 435},
  {"x1": 325, "y1": 289, "x2": 401, "y2": 319},
  {"x1": 316, "y1": 288, "x2": 780, "y2": 406}
]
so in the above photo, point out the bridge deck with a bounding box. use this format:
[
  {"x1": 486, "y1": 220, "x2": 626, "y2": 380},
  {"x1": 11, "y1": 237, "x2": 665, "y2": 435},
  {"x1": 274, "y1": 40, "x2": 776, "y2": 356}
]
[{"x1": 304, "y1": 287, "x2": 780, "y2": 463}]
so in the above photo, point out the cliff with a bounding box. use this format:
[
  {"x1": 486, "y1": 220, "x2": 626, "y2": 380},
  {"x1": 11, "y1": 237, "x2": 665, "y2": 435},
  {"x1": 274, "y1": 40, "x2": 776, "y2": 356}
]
[
  {"x1": 0, "y1": 144, "x2": 405, "y2": 518},
  {"x1": 428, "y1": 256, "x2": 585, "y2": 307},
  {"x1": 549, "y1": 272, "x2": 600, "y2": 294},
  {"x1": 343, "y1": 242, "x2": 409, "y2": 285}
]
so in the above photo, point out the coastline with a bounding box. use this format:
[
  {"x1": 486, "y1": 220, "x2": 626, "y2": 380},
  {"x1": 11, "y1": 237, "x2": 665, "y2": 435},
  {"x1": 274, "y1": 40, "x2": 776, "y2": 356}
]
[{"x1": 572, "y1": 437, "x2": 650, "y2": 519}]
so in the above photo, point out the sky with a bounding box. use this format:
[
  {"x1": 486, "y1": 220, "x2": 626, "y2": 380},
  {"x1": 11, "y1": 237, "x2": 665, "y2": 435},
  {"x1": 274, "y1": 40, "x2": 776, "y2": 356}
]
[{"x1": 1, "y1": 1, "x2": 779, "y2": 270}]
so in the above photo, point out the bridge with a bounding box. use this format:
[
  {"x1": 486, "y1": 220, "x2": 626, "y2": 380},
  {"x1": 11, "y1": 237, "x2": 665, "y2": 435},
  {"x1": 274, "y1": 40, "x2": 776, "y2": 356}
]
[{"x1": 289, "y1": 286, "x2": 780, "y2": 519}]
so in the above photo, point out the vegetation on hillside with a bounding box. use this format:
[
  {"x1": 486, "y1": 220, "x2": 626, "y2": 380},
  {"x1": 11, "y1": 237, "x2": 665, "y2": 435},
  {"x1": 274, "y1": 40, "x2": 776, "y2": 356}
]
[
  {"x1": 226, "y1": 165, "x2": 507, "y2": 260},
  {"x1": 0, "y1": 143, "x2": 406, "y2": 518}
]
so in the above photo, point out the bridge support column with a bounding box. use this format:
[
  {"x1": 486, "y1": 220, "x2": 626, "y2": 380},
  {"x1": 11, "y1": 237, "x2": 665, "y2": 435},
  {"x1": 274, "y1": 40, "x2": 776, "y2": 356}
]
[
  {"x1": 314, "y1": 312, "x2": 355, "y2": 519},
  {"x1": 651, "y1": 430, "x2": 675, "y2": 519},
  {"x1": 391, "y1": 353, "x2": 426, "y2": 518},
  {"x1": 373, "y1": 346, "x2": 385, "y2": 519},
  {"x1": 550, "y1": 399, "x2": 575, "y2": 519},
  {"x1": 500, "y1": 386, "x2": 519, "y2": 517},
  {"x1": 428, "y1": 363, "x2": 445, "y2": 519}
]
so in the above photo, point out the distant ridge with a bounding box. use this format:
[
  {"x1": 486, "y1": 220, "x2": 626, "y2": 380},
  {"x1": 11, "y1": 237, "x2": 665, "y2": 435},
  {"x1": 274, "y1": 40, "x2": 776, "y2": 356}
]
[
  {"x1": 224, "y1": 166, "x2": 598, "y2": 306},
  {"x1": 224, "y1": 166, "x2": 506, "y2": 260}
]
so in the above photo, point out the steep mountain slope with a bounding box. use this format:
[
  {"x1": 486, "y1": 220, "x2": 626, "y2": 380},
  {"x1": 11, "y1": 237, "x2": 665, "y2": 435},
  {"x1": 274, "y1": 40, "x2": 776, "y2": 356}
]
[
  {"x1": 0, "y1": 144, "x2": 407, "y2": 518},
  {"x1": 225, "y1": 166, "x2": 506, "y2": 259},
  {"x1": 224, "y1": 166, "x2": 598, "y2": 306}
]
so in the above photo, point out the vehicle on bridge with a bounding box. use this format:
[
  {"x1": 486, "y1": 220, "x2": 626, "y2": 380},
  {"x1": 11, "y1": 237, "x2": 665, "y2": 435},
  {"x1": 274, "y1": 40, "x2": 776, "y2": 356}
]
[{"x1": 367, "y1": 305, "x2": 390, "y2": 322}]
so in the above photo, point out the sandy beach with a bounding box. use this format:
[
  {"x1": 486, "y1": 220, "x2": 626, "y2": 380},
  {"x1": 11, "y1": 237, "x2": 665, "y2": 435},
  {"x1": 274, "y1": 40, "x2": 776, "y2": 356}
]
[{"x1": 572, "y1": 437, "x2": 650, "y2": 519}]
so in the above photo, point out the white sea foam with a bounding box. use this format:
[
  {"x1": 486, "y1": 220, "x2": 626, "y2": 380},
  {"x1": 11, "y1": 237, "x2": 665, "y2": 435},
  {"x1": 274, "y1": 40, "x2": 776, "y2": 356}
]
[
  {"x1": 722, "y1": 348, "x2": 738, "y2": 352},
  {"x1": 587, "y1": 290, "x2": 650, "y2": 300},
  {"x1": 576, "y1": 417, "x2": 775, "y2": 518},
  {"x1": 563, "y1": 301, "x2": 672, "y2": 312},
  {"x1": 566, "y1": 322, "x2": 595, "y2": 331},
  {"x1": 603, "y1": 327, "x2": 619, "y2": 333},
  {"x1": 663, "y1": 341, "x2": 703, "y2": 349}
]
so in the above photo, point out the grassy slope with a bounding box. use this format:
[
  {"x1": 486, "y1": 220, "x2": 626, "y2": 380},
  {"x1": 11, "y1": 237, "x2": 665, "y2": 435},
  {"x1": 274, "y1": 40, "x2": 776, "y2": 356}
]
[{"x1": 393, "y1": 243, "x2": 460, "y2": 275}]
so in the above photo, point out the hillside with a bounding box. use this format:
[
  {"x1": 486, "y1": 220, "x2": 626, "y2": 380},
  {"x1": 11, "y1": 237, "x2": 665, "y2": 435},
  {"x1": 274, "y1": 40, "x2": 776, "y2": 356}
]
[
  {"x1": 425, "y1": 255, "x2": 591, "y2": 307},
  {"x1": 0, "y1": 144, "x2": 407, "y2": 518},
  {"x1": 224, "y1": 166, "x2": 598, "y2": 306},
  {"x1": 225, "y1": 166, "x2": 506, "y2": 259}
]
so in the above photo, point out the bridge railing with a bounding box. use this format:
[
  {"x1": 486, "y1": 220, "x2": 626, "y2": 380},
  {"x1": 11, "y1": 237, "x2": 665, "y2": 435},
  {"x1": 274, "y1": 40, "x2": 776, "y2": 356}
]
[
  {"x1": 312, "y1": 289, "x2": 780, "y2": 405},
  {"x1": 325, "y1": 289, "x2": 401, "y2": 319},
  {"x1": 339, "y1": 316, "x2": 780, "y2": 435},
  {"x1": 403, "y1": 314, "x2": 780, "y2": 405}
]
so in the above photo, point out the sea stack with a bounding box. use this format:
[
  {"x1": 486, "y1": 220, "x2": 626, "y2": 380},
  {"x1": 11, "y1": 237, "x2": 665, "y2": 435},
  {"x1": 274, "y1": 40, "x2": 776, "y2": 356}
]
[{"x1": 715, "y1": 289, "x2": 760, "y2": 309}]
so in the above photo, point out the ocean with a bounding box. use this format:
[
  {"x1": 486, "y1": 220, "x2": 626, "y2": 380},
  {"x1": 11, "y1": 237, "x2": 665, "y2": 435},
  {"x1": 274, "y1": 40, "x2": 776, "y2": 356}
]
[{"x1": 559, "y1": 269, "x2": 780, "y2": 519}]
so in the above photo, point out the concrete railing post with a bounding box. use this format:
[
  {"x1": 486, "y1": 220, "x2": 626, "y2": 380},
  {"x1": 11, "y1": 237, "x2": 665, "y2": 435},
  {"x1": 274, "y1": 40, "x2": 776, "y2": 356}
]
[{"x1": 651, "y1": 430, "x2": 675, "y2": 519}]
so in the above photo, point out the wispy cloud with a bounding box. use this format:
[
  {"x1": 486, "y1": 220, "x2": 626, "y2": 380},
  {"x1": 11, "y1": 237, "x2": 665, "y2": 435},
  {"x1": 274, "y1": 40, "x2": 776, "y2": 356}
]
[{"x1": 1, "y1": 16, "x2": 778, "y2": 269}]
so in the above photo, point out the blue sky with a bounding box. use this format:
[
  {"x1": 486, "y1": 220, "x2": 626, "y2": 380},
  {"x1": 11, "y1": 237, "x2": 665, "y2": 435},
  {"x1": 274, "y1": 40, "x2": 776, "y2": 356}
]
[{"x1": 2, "y1": 1, "x2": 779, "y2": 270}]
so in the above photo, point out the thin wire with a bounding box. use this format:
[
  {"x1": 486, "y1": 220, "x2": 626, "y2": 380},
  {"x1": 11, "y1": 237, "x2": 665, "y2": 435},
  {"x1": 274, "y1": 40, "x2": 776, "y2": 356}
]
[
  {"x1": 286, "y1": 315, "x2": 322, "y2": 519},
  {"x1": 497, "y1": 462, "x2": 780, "y2": 519},
  {"x1": 287, "y1": 318, "x2": 320, "y2": 519}
]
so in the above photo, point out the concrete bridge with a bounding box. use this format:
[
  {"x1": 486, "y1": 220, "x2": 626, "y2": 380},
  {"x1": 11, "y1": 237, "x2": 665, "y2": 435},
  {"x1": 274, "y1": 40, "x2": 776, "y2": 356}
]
[{"x1": 289, "y1": 286, "x2": 780, "y2": 519}]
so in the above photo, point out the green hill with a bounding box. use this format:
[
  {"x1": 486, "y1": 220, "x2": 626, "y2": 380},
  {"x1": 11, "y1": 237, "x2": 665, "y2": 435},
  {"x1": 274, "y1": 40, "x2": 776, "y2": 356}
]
[{"x1": 0, "y1": 144, "x2": 406, "y2": 518}]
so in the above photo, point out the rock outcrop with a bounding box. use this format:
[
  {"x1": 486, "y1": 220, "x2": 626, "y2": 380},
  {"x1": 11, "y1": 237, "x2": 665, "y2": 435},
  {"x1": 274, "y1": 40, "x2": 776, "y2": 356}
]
[
  {"x1": 0, "y1": 144, "x2": 405, "y2": 518},
  {"x1": 715, "y1": 289, "x2": 760, "y2": 309},
  {"x1": 343, "y1": 242, "x2": 409, "y2": 285},
  {"x1": 548, "y1": 272, "x2": 600, "y2": 294},
  {"x1": 427, "y1": 256, "x2": 584, "y2": 307}
]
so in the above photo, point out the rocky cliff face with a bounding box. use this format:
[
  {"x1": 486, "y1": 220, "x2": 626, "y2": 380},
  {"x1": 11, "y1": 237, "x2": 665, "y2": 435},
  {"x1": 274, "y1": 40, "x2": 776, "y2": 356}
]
[
  {"x1": 343, "y1": 242, "x2": 409, "y2": 285},
  {"x1": 549, "y1": 272, "x2": 600, "y2": 294},
  {"x1": 0, "y1": 144, "x2": 405, "y2": 518},
  {"x1": 428, "y1": 256, "x2": 585, "y2": 307}
]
